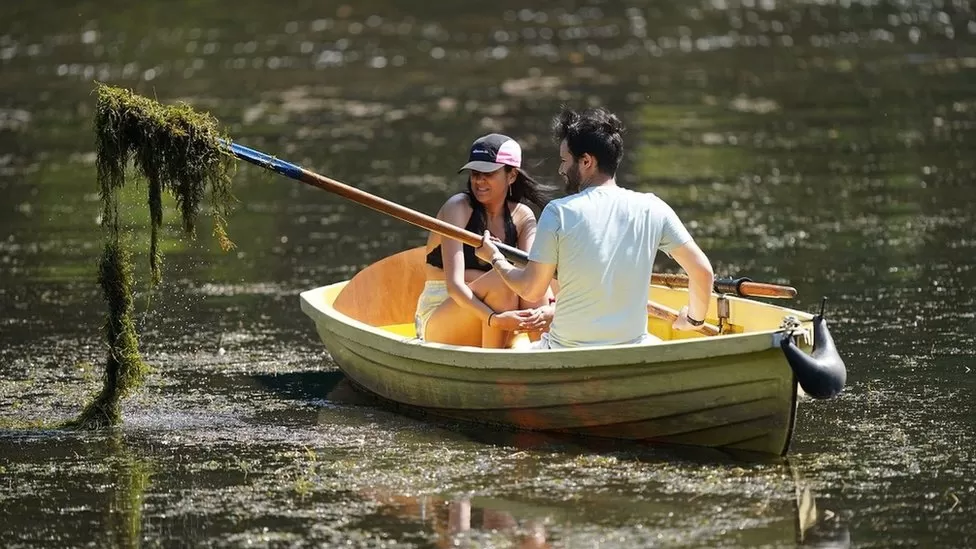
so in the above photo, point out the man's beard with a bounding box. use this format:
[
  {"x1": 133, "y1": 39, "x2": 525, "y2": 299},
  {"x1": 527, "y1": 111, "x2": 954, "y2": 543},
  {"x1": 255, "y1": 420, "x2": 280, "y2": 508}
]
[{"x1": 563, "y1": 162, "x2": 584, "y2": 194}]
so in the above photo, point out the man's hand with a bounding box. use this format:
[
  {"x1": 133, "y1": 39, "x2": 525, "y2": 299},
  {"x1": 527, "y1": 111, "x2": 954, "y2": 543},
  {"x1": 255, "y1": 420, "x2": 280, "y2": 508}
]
[
  {"x1": 475, "y1": 230, "x2": 503, "y2": 264},
  {"x1": 511, "y1": 305, "x2": 553, "y2": 333},
  {"x1": 672, "y1": 305, "x2": 703, "y2": 332},
  {"x1": 490, "y1": 309, "x2": 538, "y2": 332}
]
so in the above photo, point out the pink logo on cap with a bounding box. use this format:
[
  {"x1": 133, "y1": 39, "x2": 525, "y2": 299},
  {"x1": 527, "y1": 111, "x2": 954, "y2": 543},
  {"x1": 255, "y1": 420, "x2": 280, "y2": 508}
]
[{"x1": 496, "y1": 139, "x2": 521, "y2": 168}]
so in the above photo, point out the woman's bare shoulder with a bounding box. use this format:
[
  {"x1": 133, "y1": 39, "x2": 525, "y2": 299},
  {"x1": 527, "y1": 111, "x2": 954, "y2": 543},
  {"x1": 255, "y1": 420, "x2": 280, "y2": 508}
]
[
  {"x1": 436, "y1": 193, "x2": 474, "y2": 225},
  {"x1": 439, "y1": 193, "x2": 472, "y2": 213},
  {"x1": 509, "y1": 201, "x2": 538, "y2": 223}
]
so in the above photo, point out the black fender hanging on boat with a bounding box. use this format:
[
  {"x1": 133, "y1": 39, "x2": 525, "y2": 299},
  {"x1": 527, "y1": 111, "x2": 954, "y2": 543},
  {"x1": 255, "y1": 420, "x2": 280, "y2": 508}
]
[{"x1": 780, "y1": 313, "x2": 847, "y2": 399}]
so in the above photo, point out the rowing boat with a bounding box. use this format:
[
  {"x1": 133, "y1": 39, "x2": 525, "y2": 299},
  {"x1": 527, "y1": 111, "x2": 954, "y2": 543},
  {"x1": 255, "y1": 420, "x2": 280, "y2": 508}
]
[
  {"x1": 299, "y1": 247, "x2": 844, "y2": 456},
  {"x1": 83, "y1": 91, "x2": 839, "y2": 455}
]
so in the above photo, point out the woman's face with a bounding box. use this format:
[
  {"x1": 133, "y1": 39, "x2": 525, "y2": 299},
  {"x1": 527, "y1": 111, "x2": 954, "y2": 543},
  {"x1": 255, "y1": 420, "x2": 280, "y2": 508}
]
[{"x1": 468, "y1": 167, "x2": 513, "y2": 204}]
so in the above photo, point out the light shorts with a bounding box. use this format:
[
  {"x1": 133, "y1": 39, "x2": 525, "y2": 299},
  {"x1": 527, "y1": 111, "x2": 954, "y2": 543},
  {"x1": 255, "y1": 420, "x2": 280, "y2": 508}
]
[
  {"x1": 414, "y1": 280, "x2": 450, "y2": 339},
  {"x1": 529, "y1": 332, "x2": 661, "y2": 349}
]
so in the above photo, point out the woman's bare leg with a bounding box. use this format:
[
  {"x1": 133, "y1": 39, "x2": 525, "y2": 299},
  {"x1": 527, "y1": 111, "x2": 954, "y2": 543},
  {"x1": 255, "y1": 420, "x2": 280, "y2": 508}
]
[
  {"x1": 424, "y1": 271, "x2": 519, "y2": 348},
  {"x1": 476, "y1": 270, "x2": 520, "y2": 348}
]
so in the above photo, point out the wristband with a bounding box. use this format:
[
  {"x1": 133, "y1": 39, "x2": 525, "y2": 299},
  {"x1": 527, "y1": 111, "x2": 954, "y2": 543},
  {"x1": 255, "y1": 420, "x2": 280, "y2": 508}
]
[
  {"x1": 490, "y1": 255, "x2": 506, "y2": 267},
  {"x1": 487, "y1": 312, "x2": 496, "y2": 327},
  {"x1": 686, "y1": 316, "x2": 705, "y2": 326}
]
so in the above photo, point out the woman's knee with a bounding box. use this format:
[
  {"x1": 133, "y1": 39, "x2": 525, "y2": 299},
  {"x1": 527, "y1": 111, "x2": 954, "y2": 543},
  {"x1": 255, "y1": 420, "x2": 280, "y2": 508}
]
[{"x1": 471, "y1": 271, "x2": 518, "y2": 308}]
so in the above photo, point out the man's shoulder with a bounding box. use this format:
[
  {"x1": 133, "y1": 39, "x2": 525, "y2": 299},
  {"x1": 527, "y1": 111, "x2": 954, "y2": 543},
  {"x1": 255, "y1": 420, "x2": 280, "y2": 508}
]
[
  {"x1": 615, "y1": 188, "x2": 671, "y2": 210},
  {"x1": 617, "y1": 186, "x2": 660, "y2": 200},
  {"x1": 545, "y1": 187, "x2": 670, "y2": 214},
  {"x1": 544, "y1": 194, "x2": 575, "y2": 209},
  {"x1": 588, "y1": 187, "x2": 665, "y2": 207},
  {"x1": 547, "y1": 188, "x2": 620, "y2": 207},
  {"x1": 539, "y1": 193, "x2": 578, "y2": 217}
]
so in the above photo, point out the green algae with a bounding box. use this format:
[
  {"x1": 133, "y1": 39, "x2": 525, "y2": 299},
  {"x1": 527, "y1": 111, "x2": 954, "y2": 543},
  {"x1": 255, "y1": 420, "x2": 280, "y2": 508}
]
[
  {"x1": 72, "y1": 83, "x2": 238, "y2": 428},
  {"x1": 93, "y1": 82, "x2": 237, "y2": 280},
  {"x1": 70, "y1": 241, "x2": 148, "y2": 428}
]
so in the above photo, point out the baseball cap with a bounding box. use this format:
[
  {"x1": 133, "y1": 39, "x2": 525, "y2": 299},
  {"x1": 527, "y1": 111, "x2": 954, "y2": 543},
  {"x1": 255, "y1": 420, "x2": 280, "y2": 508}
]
[{"x1": 457, "y1": 133, "x2": 522, "y2": 173}]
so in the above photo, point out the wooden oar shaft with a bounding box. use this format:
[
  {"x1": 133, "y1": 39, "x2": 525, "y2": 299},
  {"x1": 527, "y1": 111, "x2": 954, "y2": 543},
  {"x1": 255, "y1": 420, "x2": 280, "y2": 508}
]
[
  {"x1": 646, "y1": 302, "x2": 720, "y2": 337},
  {"x1": 652, "y1": 273, "x2": 797, "y2": 299},
  {"x1": 732, "y1": 280, "x2": 797, "y2": 299},
  {"x1": 227, "y1": 141, "x2": 797, "y2": 300},
  {"x1": 300, "y1": 169, "x2": 494, "y2": 251},
  {"x1": 228, "y1": 141, "x2": 529, "y2": 264}
]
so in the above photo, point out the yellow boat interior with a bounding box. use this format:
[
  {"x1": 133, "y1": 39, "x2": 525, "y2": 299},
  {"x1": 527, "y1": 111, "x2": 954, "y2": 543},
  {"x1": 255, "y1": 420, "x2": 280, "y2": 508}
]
[{"x1": 326, "y1": 247, "x2": 811, "y2": 345}]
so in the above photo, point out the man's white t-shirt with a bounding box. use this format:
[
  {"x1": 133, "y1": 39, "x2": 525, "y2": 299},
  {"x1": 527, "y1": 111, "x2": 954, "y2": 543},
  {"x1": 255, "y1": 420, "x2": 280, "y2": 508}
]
[{"x1": 529, "y1": 185, "x2": 693, "y2": 348}]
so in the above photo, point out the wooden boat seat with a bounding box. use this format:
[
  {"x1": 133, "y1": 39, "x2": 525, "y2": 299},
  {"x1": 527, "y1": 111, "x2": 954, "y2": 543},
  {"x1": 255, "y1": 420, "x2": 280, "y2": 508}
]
[
  {"x1": 333, "y1": 246, "x2": 427, "y2": 327},
  {"x1": 330, "y1": 246, "x2": 533, "y2": 344}
]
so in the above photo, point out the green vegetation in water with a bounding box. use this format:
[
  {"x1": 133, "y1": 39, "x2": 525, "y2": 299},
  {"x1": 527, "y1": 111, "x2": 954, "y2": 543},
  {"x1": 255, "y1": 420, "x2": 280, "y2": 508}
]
[
  {"x1": 93, "y1": 82, "x2": 237, "y2": 279},
  {"x1": 71, "y1": 83, "x2": 238, "y2": 429}
]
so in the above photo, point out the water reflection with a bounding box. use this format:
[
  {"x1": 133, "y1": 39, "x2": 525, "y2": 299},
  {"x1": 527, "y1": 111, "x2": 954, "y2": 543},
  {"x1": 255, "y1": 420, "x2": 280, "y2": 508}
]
[
  {"x1": 105, "y1": 435, "x2": 153, "y2": 549},
  {"x1": 794, "y1": 472, "x2": 850, "y2": 549},
  {"x1": 0, "y1": 431, "x2": 153, "y2": 548},
  {"x1": 353, "y1": 448, "x2": 851, "y2": 548},
  {"x1": 364, "y1": 491, "x2": 552, "y2": 549},
  {"x1": 254, "y1": 370, "x2": 852, "y2": 547}
]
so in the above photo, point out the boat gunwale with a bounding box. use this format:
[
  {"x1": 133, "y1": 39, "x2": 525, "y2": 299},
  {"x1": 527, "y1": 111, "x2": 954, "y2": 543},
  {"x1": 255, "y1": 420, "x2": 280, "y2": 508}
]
[{"x1": 299, "y1": 282, "x2": 814, "y2": 371}]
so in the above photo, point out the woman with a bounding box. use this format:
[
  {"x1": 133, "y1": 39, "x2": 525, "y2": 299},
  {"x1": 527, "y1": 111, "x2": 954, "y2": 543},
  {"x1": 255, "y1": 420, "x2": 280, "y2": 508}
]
[{"x1": 415, "y1": 133, "x2": 556, "y2": 348}]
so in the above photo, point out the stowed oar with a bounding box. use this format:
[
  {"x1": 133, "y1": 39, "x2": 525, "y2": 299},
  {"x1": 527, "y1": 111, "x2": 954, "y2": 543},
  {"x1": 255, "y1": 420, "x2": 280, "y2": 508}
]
[
  {"x1": 652, "y1": 273, "x2": 795, "y2": 299},
  {"x1": 228, "y1": 142, "x2": 796, "y2": 300},
  {"x1": 644, "y1": 302, "x2": 719, "y2": 337}
]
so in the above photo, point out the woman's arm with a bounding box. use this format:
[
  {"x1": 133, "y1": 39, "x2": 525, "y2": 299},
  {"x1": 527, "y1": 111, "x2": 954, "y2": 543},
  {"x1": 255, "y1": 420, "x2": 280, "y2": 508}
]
[{"x1": 439, "y1": 196, "x2": 495, "y2": 323}]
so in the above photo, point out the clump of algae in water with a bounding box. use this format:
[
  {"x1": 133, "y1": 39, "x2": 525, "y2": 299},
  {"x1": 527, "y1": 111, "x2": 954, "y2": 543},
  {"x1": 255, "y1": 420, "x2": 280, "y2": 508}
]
[{"x1": 70, "y1": 83, "x2": 237, "y2": 428}]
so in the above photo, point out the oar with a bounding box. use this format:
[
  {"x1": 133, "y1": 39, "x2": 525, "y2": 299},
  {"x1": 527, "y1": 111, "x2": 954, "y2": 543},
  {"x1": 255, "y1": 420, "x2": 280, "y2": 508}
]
[
  {"x1": 652, "y1": 273, "x2": 795, "y2": 299},
  {"x1": 228, "y1": 142, "x2": 796, "y2": 300},
  {"x1": 645, "y1": 302, "x2": 720, "y2": 337}
]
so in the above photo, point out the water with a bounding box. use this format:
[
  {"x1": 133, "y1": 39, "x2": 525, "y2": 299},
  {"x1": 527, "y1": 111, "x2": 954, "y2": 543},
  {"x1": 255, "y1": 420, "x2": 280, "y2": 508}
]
[{"x1": 2, "y1": 0, "x2": 974, "y2": 547}]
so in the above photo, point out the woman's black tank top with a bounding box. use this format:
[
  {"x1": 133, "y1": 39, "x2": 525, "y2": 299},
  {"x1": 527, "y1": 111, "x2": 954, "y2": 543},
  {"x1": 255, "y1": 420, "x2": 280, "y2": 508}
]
[{"x1": 425, "y1": 194, "x2": 518, "y2": 272}]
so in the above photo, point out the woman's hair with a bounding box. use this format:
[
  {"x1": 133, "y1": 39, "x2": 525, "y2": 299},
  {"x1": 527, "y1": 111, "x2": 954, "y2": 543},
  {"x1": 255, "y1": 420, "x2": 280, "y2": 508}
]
[{"x1": 505, "y1": 166, "x2": 555, "y2": 210}]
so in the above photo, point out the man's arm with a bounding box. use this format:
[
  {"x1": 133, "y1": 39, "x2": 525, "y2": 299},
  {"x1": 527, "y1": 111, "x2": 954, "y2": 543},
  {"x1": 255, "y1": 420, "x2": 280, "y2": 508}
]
[
  {"x1": 489, "y1": 258, "x2": 557, "y2": 303},
  {"x1": 667, "y1": 240, "x2": 714, "y2": 324},
  {"x1": 476, "y1": 202, "x2": 560, "y2": 304}
]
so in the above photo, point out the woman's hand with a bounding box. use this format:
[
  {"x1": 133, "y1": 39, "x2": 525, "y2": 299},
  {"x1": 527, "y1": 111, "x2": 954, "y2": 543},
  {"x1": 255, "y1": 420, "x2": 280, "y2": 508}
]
[
  {"x1": 490, "y1": 305, "x2": 553, "y2": 333},
  {"x1": 489, "y1": 310, "x2": 531, "y2": 332}
]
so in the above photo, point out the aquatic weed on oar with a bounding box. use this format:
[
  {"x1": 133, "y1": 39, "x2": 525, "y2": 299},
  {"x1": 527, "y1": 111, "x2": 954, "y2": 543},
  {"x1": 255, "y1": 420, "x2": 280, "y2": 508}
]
[{"x1": 71, "y1": 83, "x2": 237, "y2": 429}]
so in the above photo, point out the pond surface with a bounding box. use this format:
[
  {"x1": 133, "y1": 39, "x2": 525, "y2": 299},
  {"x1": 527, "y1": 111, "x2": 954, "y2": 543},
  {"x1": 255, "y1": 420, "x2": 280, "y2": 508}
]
[{"x1": 1, "y1": 1, "x2": 974, "y2": 547}]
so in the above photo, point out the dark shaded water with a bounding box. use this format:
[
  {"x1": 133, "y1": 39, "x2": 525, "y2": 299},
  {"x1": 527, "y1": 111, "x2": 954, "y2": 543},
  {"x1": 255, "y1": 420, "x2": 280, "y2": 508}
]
[{"x1": 2, "y1": 0, "x2": 974, "y2": 547}]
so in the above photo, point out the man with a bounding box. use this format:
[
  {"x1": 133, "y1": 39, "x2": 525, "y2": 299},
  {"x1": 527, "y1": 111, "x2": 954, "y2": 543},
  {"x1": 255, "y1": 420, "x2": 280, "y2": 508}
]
[{"x1": 475, "y1": 106, "x2": 714, "y2": 349}]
